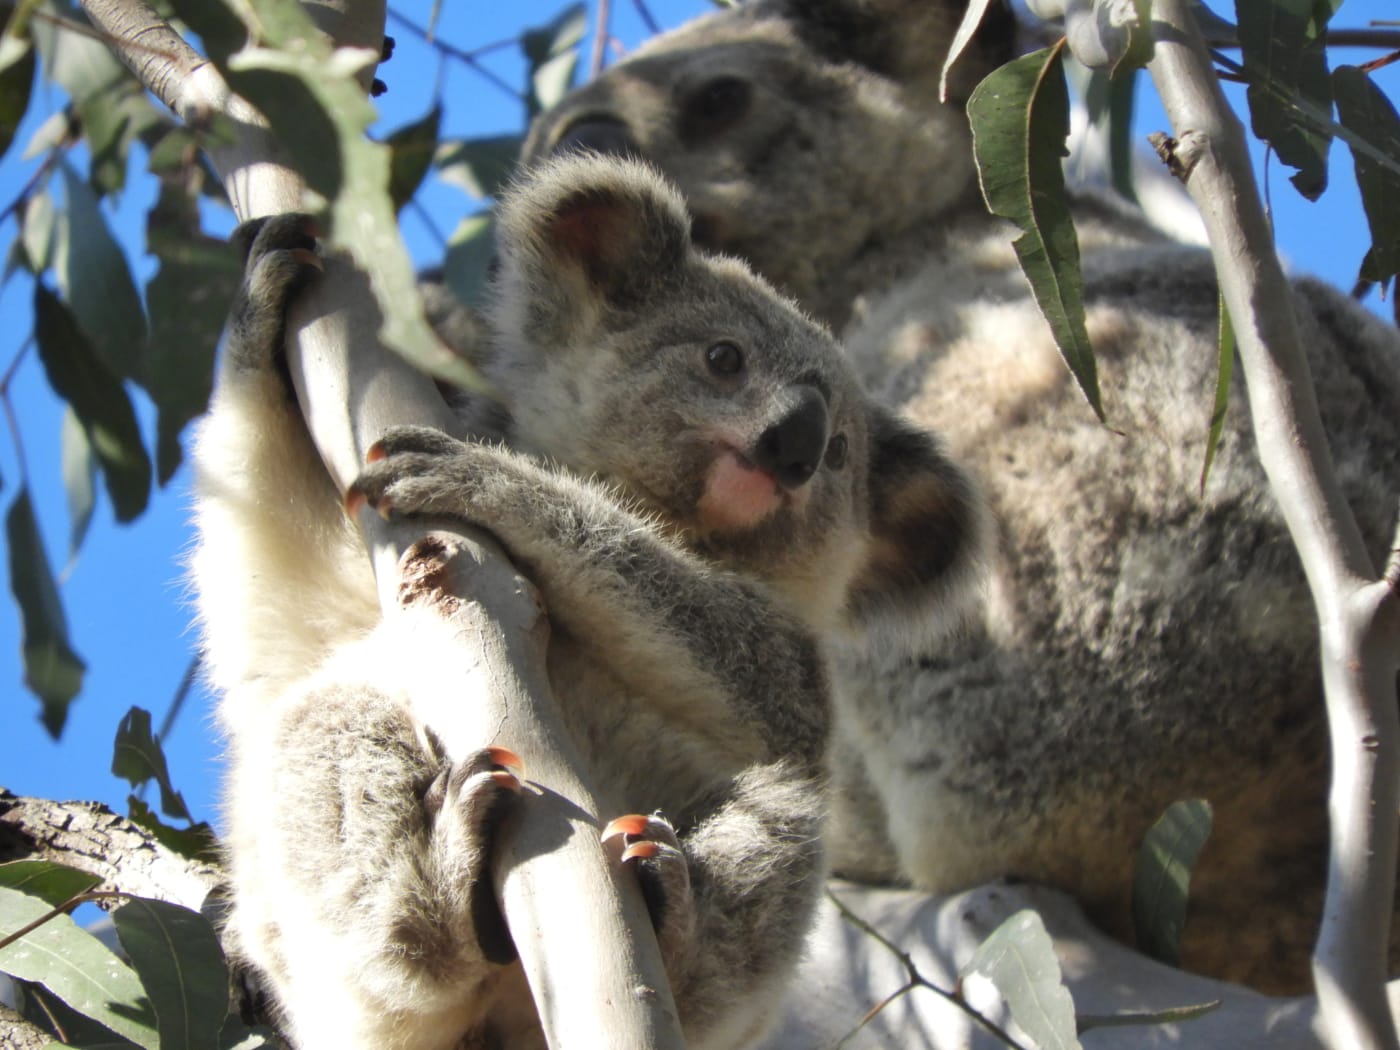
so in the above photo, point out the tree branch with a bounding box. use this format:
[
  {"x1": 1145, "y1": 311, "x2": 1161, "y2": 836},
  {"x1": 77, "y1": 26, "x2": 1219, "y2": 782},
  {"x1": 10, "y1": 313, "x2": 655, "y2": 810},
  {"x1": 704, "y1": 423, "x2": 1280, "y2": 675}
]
[
  {"x1": 1141, "y1": 4, "x2": 1400, "y2": 1048},
  {"x1": 75, "y1": 0, "x2": 684, "y2": 1045}
]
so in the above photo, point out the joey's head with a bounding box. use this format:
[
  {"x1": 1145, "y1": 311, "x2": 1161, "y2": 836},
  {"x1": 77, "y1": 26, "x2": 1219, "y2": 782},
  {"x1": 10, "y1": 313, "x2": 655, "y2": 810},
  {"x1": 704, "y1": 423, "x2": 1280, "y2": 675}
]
[
  {"x1": 488, "y1": 153, "x2": 985, "y2": 636},
  {"x1": 522, "y1": 0, "x2": 1018, "y2": 328}
]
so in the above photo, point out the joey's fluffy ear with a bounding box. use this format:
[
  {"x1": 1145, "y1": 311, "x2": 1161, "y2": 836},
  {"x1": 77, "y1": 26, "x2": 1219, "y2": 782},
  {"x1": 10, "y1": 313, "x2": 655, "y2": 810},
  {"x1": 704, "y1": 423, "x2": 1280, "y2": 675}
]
[
  {"x1": 492, "y1": 154, "x2": 691, "y2": 343},
  {"x1": 846, "y1": 404, "x2": 985, "y2": 634}
]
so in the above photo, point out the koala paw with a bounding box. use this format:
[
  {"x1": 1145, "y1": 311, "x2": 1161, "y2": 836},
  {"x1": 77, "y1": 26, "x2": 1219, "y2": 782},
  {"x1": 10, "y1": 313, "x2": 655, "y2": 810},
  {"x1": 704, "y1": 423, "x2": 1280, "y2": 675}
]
[
  {"x1": 225, "y1": 214, "x2": 322, "y2": 374},
  {"x1": 423, "y1": 745, "x2": 525, "y2": 965},
  {"x1": 346, "y1": 425, "x2": 484, "y2": 521},
  {"x1": 603, "y1": 813, "x2": 696, "y2": 959}
]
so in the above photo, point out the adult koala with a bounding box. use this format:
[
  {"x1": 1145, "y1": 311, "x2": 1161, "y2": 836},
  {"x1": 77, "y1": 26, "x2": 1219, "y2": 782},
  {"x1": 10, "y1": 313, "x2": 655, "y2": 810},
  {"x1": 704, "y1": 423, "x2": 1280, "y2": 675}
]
[{"x1": 525, "y1": 0, "x2": 1400, "y2": 991}]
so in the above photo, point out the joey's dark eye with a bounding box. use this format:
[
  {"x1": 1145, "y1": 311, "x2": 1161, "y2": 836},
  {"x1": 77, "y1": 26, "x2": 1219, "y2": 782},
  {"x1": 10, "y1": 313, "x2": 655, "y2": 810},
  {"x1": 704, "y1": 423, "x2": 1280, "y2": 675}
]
[
  {"x1": 706, "y1": 341, "x2": 744, "y2": 376},
  {"x1": 680, "y1": 76, "x2": 752, "y2": 142},
  {"x1": 824, "y1": 434, "x2": 848, "y2": 470}
]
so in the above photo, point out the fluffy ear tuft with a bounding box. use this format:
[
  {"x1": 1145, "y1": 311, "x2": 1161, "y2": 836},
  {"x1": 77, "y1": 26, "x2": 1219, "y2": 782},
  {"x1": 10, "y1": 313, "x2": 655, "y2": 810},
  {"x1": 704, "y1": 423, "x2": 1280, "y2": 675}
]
[
  {"x1": 846, "y1": 404, "x2": 986, "y2": 636},
  {"x1": 494, "y1": 154, "x2": 692, "y2": 335}
]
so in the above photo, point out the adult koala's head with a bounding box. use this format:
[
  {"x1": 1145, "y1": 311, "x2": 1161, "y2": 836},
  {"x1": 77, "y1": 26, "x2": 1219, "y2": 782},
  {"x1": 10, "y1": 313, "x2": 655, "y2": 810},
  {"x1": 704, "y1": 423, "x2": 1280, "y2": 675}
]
[{"x1": 523, "y1": 0, "x2": 1018, "y2": 329}]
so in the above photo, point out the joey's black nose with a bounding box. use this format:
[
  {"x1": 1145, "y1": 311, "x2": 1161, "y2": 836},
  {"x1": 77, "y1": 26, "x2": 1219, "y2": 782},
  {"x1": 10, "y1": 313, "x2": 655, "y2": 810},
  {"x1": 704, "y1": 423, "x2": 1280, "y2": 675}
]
[
  {"x1": 554, "y1": 118, "x2": 639, "y2": 160},
  {"x1": 752, "y1": 388, "x2": 829, "y2": 490}
]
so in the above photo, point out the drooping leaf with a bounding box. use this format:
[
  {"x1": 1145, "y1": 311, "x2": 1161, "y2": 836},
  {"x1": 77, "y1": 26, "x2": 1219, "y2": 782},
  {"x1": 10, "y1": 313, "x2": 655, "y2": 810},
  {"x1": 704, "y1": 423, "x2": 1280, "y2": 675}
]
[
  {"x1": 1078, "y1": 999, "x2": 1222, "y2": 1032},
  {"x1": 387, "y1": 102, "x2": 443, "y2": 212},
  {"x1": 0, "y1": 861, "x2": 100, "y2": 907},
  {"x1": 1133, "y1": 799, "x2": 1214, "y2": 967},
  {"x1": 436, "y1": 134, "x2": 522, "y2": 200},
  {"x1": 33, "y1": 284, "x2": 151, "y2": 522},
  {"x1": 1081, "y1": 66, "x2": 1139, "y2": 203},
  {"x1": 144, "y1": 183, "x2": 239, "y2": 484},
  {"x1": 940, "y1": 0, "x2": 998, "y2": 101},
  {"x1": 1200, "y1": 296, "x2": 1235, "y2": 494},
  {"x1": 54, "y1": 163, "x2": 149, "y2": 385},
  {"x1": 166, "y1": 0, "x2": 477, "y2": 390},
  {"x1": 75, "y1": 82, "x2": 165, "y2": 198},
  {"x1": 60, "y1": 405, "x2": 96, "y2": 559},
  {"x1": 29, "y1": 0, "x2": 129, "y2": 107},
  {"x1": 0, "y1": 32, "x2": 35, "y2": 162},
  {"x1": 522, "y1": 3, "x2": 586, "y2": 115},
  {"x1": 113, "y1": 898, "x2": 228, "y2": 1050},
  {"x1": 5, "y1": 487, "x2": 84, "y2": 736},
  {"x1": 1235, "y1": 0, "x2": 1335, "y2": 200},
  {"x1": 20, "y1": 187, "x2": 55, "y2": 273},
  {"x1": 969, "y1": 44, "x2": 1103, "y2": 420},
  {"x1": 962, "y1": 909, "x2": 1081, "y2": 1050},
  {"x1": 444, "y1": 212, "x2": 495, "y2": 311},
  {"x1": 126, "y1": 798, "x2": 219, "y2": 863},
  {"x1": 0, "y1": 886, "x2": 158, "y2": 1048},
  {"x1": 111, "y1": 707, "x2": 191, "y2": 822},
  {"x1": 1334, "y1": 65, "x2": 1400, "y2": 289}
]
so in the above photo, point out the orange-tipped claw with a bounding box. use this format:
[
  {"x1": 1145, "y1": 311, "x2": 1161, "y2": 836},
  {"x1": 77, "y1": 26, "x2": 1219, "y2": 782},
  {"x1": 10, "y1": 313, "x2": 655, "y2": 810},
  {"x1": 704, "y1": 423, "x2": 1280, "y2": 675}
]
[
  {"x1": 485, "y1": 745, "x2": 525, "y2": 779},
  {"x1": 621, "y1": 840, "x2": 661, "y2": 863},
  {"x1": 366, "y1": 440, "x2": 388, "y2": 464},
  {"x1": 602, "y1": 814, "x2": 651, "y2": 843},
  {"x1": 490, "y1": 770, "x2": 524, "y2": 793},
  {"x1": 289, "y1": 247, "x2": 323, "y2": 271},
  {"x1": 344, "y1": 487, "x2": 366, "y2": 516}
]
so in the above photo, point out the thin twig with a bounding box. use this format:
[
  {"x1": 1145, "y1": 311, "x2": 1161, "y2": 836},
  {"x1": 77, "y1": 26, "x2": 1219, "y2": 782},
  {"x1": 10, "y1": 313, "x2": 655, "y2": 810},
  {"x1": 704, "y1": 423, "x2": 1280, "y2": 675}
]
[
  {"x1": 0, "y1": 890, "x2": 134, "y2": 953},
  {"x1": 631, "y1": 0, "x2": 660, "y2": 36},
  {"x1": 385, "y1": 9, "x2": 523, "y2": 102},
  {"x1": 0, "y1": 337, "x2": 35, "y2": 491},
  {"x1": 589, "y1": 0, "x2": 611, "y2": 78}
]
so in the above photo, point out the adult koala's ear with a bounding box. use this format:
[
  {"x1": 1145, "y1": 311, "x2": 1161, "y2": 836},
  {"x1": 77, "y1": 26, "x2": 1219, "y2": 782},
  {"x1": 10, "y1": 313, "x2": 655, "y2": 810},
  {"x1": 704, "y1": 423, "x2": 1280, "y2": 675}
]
[
  {"x1": 846, "y1": 404, "x2": 986, "y2": 638},
  {"x1": 759, "y1": 0, "x2": 1017, "y2": 100},
  {"x1": 492, "y1": 154, "x2": 691, "y2": 345}
]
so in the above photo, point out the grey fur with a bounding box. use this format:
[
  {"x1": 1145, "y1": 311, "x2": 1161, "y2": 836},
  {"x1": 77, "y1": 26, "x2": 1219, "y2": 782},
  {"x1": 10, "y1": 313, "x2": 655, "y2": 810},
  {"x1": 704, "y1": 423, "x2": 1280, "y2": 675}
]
[
  {"x1": 526, "y1": 0, "x2": 1400, "y2": 991},
  {"x1": 191, "y1": 156, "x2": 977, "y2": 1047}
]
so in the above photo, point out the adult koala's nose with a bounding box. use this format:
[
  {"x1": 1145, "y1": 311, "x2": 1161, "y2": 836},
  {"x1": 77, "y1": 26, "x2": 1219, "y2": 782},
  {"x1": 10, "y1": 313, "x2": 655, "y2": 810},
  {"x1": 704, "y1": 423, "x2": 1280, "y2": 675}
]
[
  {"x1": 752, "y1": 388, "x2": 830, "y2": 490},
  {"x1": 553, "y1": 117, "x2": 639, "y2": 159}
]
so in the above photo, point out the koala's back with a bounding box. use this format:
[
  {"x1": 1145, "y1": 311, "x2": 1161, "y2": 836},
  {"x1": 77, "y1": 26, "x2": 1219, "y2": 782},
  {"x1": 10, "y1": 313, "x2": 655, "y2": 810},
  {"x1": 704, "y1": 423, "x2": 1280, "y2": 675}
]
[{"x1": 834, "y1": 199, "x2": 1400, "y2": 989}]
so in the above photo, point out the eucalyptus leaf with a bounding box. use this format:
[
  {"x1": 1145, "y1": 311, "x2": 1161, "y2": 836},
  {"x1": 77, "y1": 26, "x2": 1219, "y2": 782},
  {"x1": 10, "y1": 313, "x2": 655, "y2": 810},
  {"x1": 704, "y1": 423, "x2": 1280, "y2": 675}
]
[
  {"x1": 940, "y1": 0, "x2": 998, "y2": 102},
  {"x1": 21, "y1": 188, "x2": 54, "y2": 273},
  {"x1": 523, "y1": 3, "x2": 586, "y2": 115},
  {"x1": 1334, "y1": 65, "x2": 1400, "y2": 287},
  {"x1": 113, "y1": 898, "x2": 229, "y2": 1050},
  {"x1": 126, "y1": 798, "x2": 220, "y2": 863},
  {"x1": 60, "y1": 405, "x2": 96, "y2": 560},
  {"x1": 444, "y1": 211, "x2": 495, "y2": 311},
  {"x1": 5, "y1": 487, "x2": 84, "y2": 737},
  {"x1": 0, "y1": 886, "x2": 157, "y2": 1049},
  {"x1": 33, "y1": 283, "x2": 151, "y2": 523},
  {"x1": 0, "y1": 861, "x2": 101, "y2": 908},
  {"x1": 111, "y1": 707, "x2": 191, "y2": 822},
  {"x1": 1200, "y1": 296, "x2": 1234, "y2": 494},
  {"x1": 29, "y1": 0, "x2": 129, "y2": 106},
  {"x1": 969, "y1": 44, "x2": 1102, "y2": 420},
  {"x1": 387, "y1": 103, "x2": 443, "y2": 212},
  {"x1": 436, "y1": 134, "x2": 522, "y2": 200},
  {"x1": 55, "y1": 163, "x2": 149, "y2": 385},
  {"x1": 1133, "y1": 799, "x2": 1214, "y2": 967},
  {"x1": 962, "y1": 909, "x2": 1081, "y2": 1050},
  {"x1": 0, "y1": 33, "x2": 34, "y2": 162},
  {"x1": 1235, "y1": 0, "x2": 1334, "y2": 200},
  {"x1": 1078, "y1": 999, "x2": 1221, "y2": 1032}
]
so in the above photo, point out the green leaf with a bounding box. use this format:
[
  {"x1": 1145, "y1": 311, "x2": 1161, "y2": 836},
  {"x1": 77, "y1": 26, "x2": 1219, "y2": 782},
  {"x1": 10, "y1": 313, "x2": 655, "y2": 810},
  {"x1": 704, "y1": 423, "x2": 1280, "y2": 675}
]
[
  {"x1": 0, "y1": 886, "x2": 158, "y2": 1048},
  {"x1": 33, "y1": 284, "x2": 151, "y2": 523},
  {"x1": 6, "y1": 488, "x2": 84, "y2": 737},
  {"x1": 144, "y1": 183, "x2": 239, "y2": 484},
  {"x1": 76, "y1": 83, "x2": 165, "y2": 198},
  {"x1": 1081, "y1": 66, "x2": 1139, "y2": 204},
  {"x1": 113, "y1": 898, "x2": 229, "y2": 1050},
  {"x1": 387, "y1": 102, "x2": 443, "y2": 212},
  {"x1": 969, "y1": 44, "x2": 1102, "y2": 420},
  {"x1": 1133, "y1": 799, "x2": 1214, "y2": 967},
  {"x1": 0, "y1": 33, "x2": 35, "y2": 163},
  {"x1": 60, "y1": 405, "x2": 96, "y2": 559},
  {"x1": 962, "y1": 909, "x2": 1081, "y2": 1050},
  {"x1": 436, "y1": 134, "x2": 522, "y2": 200},
  {"x1": 444, "y1": 212, "x2": 495, "y2": 311},
  {"x1": 164, "y1": 0, "x2": 478, "y2": 391},
  {"x1": 29, "y1": 0, "x2": 129, "y2": 107},
  {"x1": 21, "y1": 187, "x2": 55, "y2": 274},
  {"x1": 111, "y1": 707, "x2": 191, "y2": 822},
  {"x1": 1235, "y1": 0, "x2": 1335, "y2": 200},
  {"x1": 126, "y1": 798, "x2": 219, "y2": 863},
  {"x1": 1078, "y1": 999, "x2": 1221, "y2": 1032},
  {"x1": 522, "y1": 3, "x2": 586, "y2": 115},
  {"x1": 1334, "y1": 66, "x2": 1400, "y2": 288},
  {"x1": 1200, "y1": 296, "x2": 1234, "y2": 494},
  {"x1": 55, "y1": 163, "x2": 149, "y2": 385},
  {"x1": 0, "y1": 861, "x2": 101, "y2": 907}
]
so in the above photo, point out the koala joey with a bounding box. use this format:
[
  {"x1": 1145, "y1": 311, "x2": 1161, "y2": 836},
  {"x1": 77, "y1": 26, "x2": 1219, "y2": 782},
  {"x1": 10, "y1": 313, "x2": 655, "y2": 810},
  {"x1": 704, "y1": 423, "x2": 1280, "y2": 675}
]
[
  {"x1": 527, "y1": 0, "x2": 1400, "y2": 992},
  {"x1": 190, "y1": 152, "x2": 979, "y2": 1049}
]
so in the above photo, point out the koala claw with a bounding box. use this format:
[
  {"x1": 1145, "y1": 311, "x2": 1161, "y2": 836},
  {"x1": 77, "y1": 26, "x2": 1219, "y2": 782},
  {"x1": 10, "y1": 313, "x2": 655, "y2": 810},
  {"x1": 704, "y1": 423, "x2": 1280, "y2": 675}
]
[
  {"x1": 603, "y1": 813, "x2": 695, "y2": 957},
  {"x1": 370, "y1": 425, "x2": 469, "y2": 461}
]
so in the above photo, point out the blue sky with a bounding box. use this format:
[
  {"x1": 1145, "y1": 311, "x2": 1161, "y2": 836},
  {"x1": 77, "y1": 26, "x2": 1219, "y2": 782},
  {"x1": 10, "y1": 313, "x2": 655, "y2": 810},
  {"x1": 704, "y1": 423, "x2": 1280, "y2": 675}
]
[{"x1": 0, "y1": 0, "x2": 1396, "y2": 833}]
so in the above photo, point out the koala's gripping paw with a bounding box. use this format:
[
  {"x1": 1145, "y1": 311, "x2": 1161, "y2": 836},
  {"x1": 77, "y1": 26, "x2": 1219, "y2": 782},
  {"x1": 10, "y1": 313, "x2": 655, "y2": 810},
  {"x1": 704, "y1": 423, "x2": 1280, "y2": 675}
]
[
  {"x1": 346, "y1": 425, "x2": 478, "y2": 520},
  {"x1": 225, "y1": 214, "x2": 322, "y2": 374},
  {"x1": 423, "y1": 745, "x2": 525, "y2": 965},
  {"x1": 603, "y1": 813, "x2": 696, "y2": 960}
]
